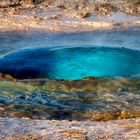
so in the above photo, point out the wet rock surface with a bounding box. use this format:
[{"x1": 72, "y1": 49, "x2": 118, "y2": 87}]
[
  {"x1": 0, "y1": 77, "x2": 139, "y2": 121},
  {"x1": 0, "y1": 73, "x2": 16, "y2": 81}
]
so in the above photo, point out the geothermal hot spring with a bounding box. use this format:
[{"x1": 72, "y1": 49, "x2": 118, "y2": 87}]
[
  {"x1": 1, "y1": 47, "x2": 140, "y2": 80},
  {"x1": 0, "y1": 27, "x2": 140, "y2": 120}
]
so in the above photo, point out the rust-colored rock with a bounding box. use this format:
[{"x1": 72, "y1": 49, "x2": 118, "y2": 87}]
[
  {"x1": 0, "y1": 73, "x2": 16, "y2": 81},
  {"x1": 74, "y1": 12, "x2": 90, "y2": 19},
  {"x1": 83, "y1": 77, "x2": 95, "y2": 81}
]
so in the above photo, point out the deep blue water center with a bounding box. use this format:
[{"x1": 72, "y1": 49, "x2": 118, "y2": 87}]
[{"x1": 0, "y1": 46, "x2": 140, "y2": 80}]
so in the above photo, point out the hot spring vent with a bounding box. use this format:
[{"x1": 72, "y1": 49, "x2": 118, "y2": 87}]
[{"x1": 0, "y1": 46, "x2": 140, "y2": 80}]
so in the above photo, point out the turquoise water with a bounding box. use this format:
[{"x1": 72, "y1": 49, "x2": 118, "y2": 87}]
[{"x1": 0, "y1": 46, "x2": 140, "y2": 80}]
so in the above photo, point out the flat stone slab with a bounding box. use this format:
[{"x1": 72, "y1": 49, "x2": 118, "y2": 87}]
[{"x1": 0, "y1": 118, "x2": 140, "y2": 139}]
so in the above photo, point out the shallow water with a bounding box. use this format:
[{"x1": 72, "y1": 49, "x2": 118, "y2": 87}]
[
  {"x1": 0, "y1": 79, "x2": 140, "y2": 120},
  {"x1": 0, "y1": 27, "x2": 140, "y2": 56}
]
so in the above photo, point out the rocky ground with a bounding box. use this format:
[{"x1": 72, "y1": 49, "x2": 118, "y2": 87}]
[
  {"x1": 0, "y1": 0, "x2": 140, "y2": 32},
  {"x1": 0, "y1": 118, "x2": 140, "y2": 140}
]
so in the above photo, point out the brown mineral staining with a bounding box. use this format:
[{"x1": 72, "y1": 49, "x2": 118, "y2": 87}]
[
  {"x1": 4, "y1": 134, "x2": 40, "y2": 140},
  {"x1": 83, "y1": 111, "x2": 140, "y2": 121},
  {"x1": 126, "y1": 0, "x2": 140, "y2": 5},
  {"x1": 11, "y1": 111, "x2": 32, "y2": 119},
  {"x1": 83, "y1": 77, "x2": 96, "y2": 81},
  {"x1": 0, "y1": 73, "x2": 16, "y2": 81},
  {"x1": 0, "y1": 107, "x2": 5, "y2": 113},
  {"x1": 94, "y1": 3, "x2": 118, "y2": 15},
  {"x1": 73, "y1": 12, "x2": 91, "y2": 19},
  {"x1": 63, "y1": 131, "x2": 86, "y2": 139}
]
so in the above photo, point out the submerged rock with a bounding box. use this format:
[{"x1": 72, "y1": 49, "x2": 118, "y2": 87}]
[
  {"x1": 0, "y1": 73, "x2": 16, "y2": 81},
  {"x1": 0, "y1": 76, "x2": 140, "y2": 121}
]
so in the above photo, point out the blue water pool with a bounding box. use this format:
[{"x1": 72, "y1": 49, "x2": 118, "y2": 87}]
[{"x1": 0, "y1": 46, "x2": 140, "y2": 80}]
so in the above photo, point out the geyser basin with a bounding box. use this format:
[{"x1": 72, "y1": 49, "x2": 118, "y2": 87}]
[
  {"x1": 0, "y1": 28, "x2": 140, "y2": 121},
  {"x1": 0, "y1": 46, "x2": 140, "y2": 80}
]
